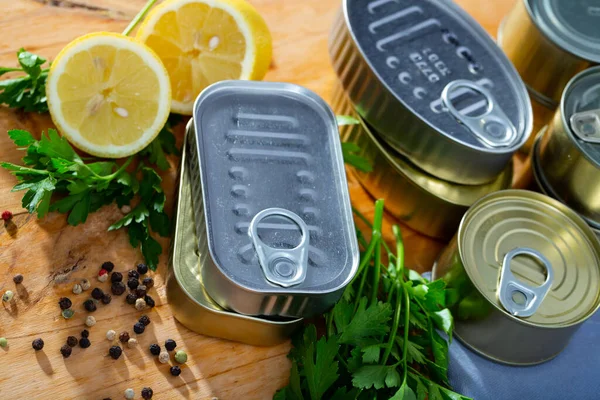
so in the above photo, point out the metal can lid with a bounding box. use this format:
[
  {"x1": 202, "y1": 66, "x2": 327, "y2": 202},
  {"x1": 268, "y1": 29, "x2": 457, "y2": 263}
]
[
  {"x1": 526, "y1": 0, "x2": 600, "y2": 63},
  {"x1": 458, "y1": 190, "x2": 600, "y2": 326},
  {"x1": 561, "y1": 66, "x2": 600, "y2": 167},
  {"x1": 193, "y1": 81, "x2": 358, "y2": 294},
  {"x1": 342, "y1": 0, "x2": 531, "y2": 152}
]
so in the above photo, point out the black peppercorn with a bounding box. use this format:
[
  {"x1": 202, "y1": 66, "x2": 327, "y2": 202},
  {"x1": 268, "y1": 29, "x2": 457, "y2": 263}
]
[
  {"x1": 79, "y1": 337, "x2": 91, "y2": 348},
  {"x1": 119, "y1": 331, "x2": 130, "y2": 343},
  {"x1": 126, "y1": 293, "x2": 137, "y2": 305},
  {"x1": 170, "y1": 366, "x2": 182, "y2": 376},
  {"x1": 101, "y1": 261, "x2": 115, "y2": 273},
  {"x1": 109, "y1": 345, "x2": 122, "y2": 360},
  {"x1": 13, "y1": 274, "x2": 23, "y2": 284},
  {"x1": 66, "y1": 336, "x2": 78, "y2": 347},
  {"x1": 142, "y1": 277, "x2": 154, "y2": 289},
  {"x1": 111, "y1": 282, "x2": 126, "y2": 296},
  {"x1": 135, "y1": 287, "x2": 147, "y2": 298},
  {"x1": 128, "y1": 270, "x2": 140, "y2": 280},
  {"x1": 164, "y1": 339, "x2": 177, "y2": 351},
  {"x1": 58, "y1": 297, "x2": 72, "y2": 310},
  {"x1": 139, "y1": 315, "x2": 151, "y2": 326},
  {"x1": 149, "y1": 343, "x2": 161, "y2": 356},
  {"x1": 81, "y1": 329, "x2": 89, "y2": 338},
  {"x1": 144, "y1": 295, "x2": 155, "y2": 308},
  {"x1": 83, "y1": 299, "x2": 97, "y2": 312},
  {"x1": 137, "y1": 263, "x2": 148, "y2": 275},
  {"x1": 60, "y1": 344, "x2": 72, "y2": 358},
  {"x1": 101, "y1": 293, "x2": 112, "y2": 305},
  {"x1": 110, "y1": 272, "x2": 123, "y2": 283},
  {"x1": 141, "y1": 387, "x2": 153, "y2": 399},
  {"x1": 133, "y1": 322, "x2": 145, "y2": 334},
  {"x1": 127, "y1": 278, "x2": 139, "y2": 290},
  {"x1": 32, "y1": 338, "x2": 44, "y2": 351},
  {"x1": 91, "y1": 288, "x2": 104, "y2": 300}
]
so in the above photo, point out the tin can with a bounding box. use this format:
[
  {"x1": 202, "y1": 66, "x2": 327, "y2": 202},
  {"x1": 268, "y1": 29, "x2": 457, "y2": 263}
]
[
  {"x1": 433, "y1": 190, "x2": 600, "y2": 365},
  {"x1": 331, "y1": 85, "x2": 513, "y2": 240},
  {"x1": 498, "y1": 0, "x2": 600, "y2": 107},
  {"x1": 166, "y1": 132, "x2": 303, "y2": 346},
  {"x1": 187, "y1": 81, "x2": 359, "y2": 318},
  {"x1": 537, "y1": 67, "x2": 600, "y2": 225},
  {"x1": 329, "y1": 0, "x2": 531, "y2": 185},
  {"x1": 519, "y1": 91, "x2": 555, "y2": 154}
]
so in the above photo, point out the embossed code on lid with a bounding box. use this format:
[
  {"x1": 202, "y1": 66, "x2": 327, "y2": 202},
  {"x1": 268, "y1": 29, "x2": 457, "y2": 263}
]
[
  {"x1": 343, "y1": 0, "x2": 530, "y2": 149},
  {"x1": 192, "y1": 81, "x2": 358, "y2": 293},
  {"x1": 458, "y1": 190, "x2": 600, "y2": 326}
]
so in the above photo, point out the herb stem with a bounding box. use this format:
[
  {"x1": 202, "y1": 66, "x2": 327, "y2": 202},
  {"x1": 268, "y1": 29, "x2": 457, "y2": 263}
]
[
  {"x1": 382, "y1": 283, "x2": 402, "y2": 364},
  {"x1": 326, "y1": 311, "x2": 335, "y2": 339},
  {"x1": 370, "y1": 200, "x2": 385, "y2": 306},
  {"x1": 122, "y1": 0, "x2": 158, "y2": 36}
]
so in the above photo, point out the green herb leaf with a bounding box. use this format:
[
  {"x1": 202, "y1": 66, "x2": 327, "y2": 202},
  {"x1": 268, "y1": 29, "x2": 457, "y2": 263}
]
[
  {"x1": 385, "y1": 368, "x2": 402, "y2": 388},
  {"x1": 8, "y1": 129, "x2": 36, "y2": 147},
  {"x1": 336, "y1": 115, "x2": 359, "y2": 126},
  {"x1": 431, "y1": 309, "x2": 454, "y2": 341},
  {"x1": 301, "y1": 325, "x2": 339, "y2": 400},
  {"x1": 390, "y1": 382, "x2": 417, "y2": 400},
  {"x1": 338, "y1": 298, "x2": 392, "y2": 346},
  {"x1": 0, "y1": 49, "x2": 49, "y2": 112},
  {"x1": 396, "y1": 338, "x2": 427, "y2": 365},
  {"x1": 361, "y1": 345, "x2": 380, "y2": 364},
  {"x1": 341, "y1": 142, "x2": 373, "y2": 173},
  {"x1": 351, "y1": 365, "x2": 391, "y2": 390},
  {"x1": 139, "y1": 114, "x2": 181, "y2": 170}
]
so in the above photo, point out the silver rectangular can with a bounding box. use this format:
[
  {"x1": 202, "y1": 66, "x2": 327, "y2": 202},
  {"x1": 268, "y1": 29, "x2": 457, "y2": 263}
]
[
  {"x1": 187, "y1": 81, "x2": 359, "y2": 318},
  {"x1": 329, "y1": 0, "x2": 532, "y2": 185}
]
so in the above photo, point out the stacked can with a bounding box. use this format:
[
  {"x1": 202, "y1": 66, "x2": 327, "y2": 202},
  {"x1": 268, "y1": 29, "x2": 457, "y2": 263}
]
[
  {"x1": 167, "y1": 81, "x2": 360, "y2": 345},
  {"x1": 329, "y1": 0, "x2": 532, "y2": 240},
  {"x1": 530, "y1": 67, "x2": 600, "y2": 240},
  {"x1": 499, "y1": 0, "x2": 600, "y2": 152}
]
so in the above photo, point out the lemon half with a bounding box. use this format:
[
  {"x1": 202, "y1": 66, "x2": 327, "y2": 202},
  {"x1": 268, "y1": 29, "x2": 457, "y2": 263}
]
[
  {"x1": 46, "y1": 32, "x2": 172, "y2": 158},
  {"x1": 136, "y1": 0, "x2": 272, "y2": 115}
]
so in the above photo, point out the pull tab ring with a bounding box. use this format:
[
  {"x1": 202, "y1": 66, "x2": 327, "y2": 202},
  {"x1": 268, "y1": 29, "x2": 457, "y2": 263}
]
[
  {"x1": 570, "y1": 108, "x2": 600, "y2": 144},
  {"x1": 442, "y1": 80, "x2": 517, "y2": 148},
  {"x1": 248, "y1": 208, "x2": 309, "y2": 288},
  {"x1": 498, "y1": 248, "x2": 554, "y2": 318}
]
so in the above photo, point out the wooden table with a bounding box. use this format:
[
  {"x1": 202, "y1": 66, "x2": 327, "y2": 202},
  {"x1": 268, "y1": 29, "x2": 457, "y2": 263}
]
[{"x1": 0, "y1": 1, "x2": 520, "y2": 398}]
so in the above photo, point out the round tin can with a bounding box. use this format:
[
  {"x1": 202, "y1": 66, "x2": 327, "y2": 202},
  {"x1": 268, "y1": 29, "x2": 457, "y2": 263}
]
[
  {"x1": 433, "y1": 190, "x2": 600, "y2": 365},
  {"x1": 331, "y1": 86, "x2": 513, "y2": 240},
  {"x1": 537, "y1": 67, "x2": 600, "y2": 225},
  {"x1": 166, "y1": 130, "x2": 303, "y2": 346},
  {"x1": 498, "y1": 0, "x2": 600, "y2": 107},
  {"x1": 519, "y1": 91, "x2": 555, "y2": 154},
  {"x1": 329, "y1": 0, "x2": 531, "y2": 185}
]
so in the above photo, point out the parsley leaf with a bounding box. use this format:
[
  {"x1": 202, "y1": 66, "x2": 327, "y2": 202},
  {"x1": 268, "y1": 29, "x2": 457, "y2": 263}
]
[
  {"x1": 338, "y1": 297, "x2": 392, "y2": 346},
  {"x1": 139, "y1": 114, "x2": 181, "y2": 170},
  {"x1": 341, "y1": 142, "x2": 373, "y2": 173},
  {"x1": 0, "y1": 49, "x2": 49, "y2": 112},
  {"x1": 390, "y1": 382, "x2": 417, "y2": 400}
]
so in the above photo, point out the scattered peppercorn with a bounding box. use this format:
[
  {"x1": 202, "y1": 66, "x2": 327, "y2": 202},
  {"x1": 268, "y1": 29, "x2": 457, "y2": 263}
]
[
  {"x1": 139, "y1": 315, "x2": 151, "y2": 326},
  {"x1": 2, "y1": 291, "x2": 14, "y2": 302},
  {"x1": 127, "y1": 338, "x2": 138, "y2": 348},
  {"x1": 158, "y1": 351, "x2": 169, "y2": 364},
  {"x1": 106, "y1": 330, "x2": 116, "y2": 341},
  {"x1": 72, "y1": 284, "x2": 82, "y2": 295},
  {"x1": 80, "y1": 279, "x2": 91, "y2": 291},
  {"x1": 170, "y1": 365, "x2": 182, "y2": 376},
  {"x1": 137, "y1": 263, "x2": 148, "y2": 275},
  {"x1": 174, "y1": 350, "x2": 188, "y2": 364},
  {"x1": 111, "y1": 282, "x2": 126, "y2": 296},
  {"x1": 91, "y1": 288, "x2": 104, "y2": 300},
  {"x1": 0, "y1": 338, "x2": 7, "y2": 348},
  {"x1": 127, "y1": 278, "x2": 139, "y2": 290},
  {"x1": 102, "y1": 261, "x2": 115, "y2": 273},
  {"x1": 98, "y1": 269, "x2": 108, "y2": 283},
  {"x1": 85, "y1": 316, "x2": 96, "y2": 327},
  {"x1": 83, "y1": 299, "x2": 97, "y2": 312},
  {"x1": 109, "y1": 345, "x2": 122, "y2": 360},
  {"x1": 135, "y1": 287, "x2": 147, "y2": 298},
  {"x1": 142, "y1": 277, "x2": 154, "y2": 289},
  {"x1": 32, "y1": 338, "x2": 44, "y2": 351},
  {"x1": 1, "y1": 210, "x2": 13, "y2": 221},
  {"x1": 61, "y1": 309, "x2": 75, "y2": 319},
  {"x1": 141, "y1": 387, "x2": 153, "y2": 400},
  {"x1": 126, "y1": 293, "x2": 137, "y2": 305},
  {"x1": 133, "y1": 322, "x2": 146, "y2": 334},
  {"x1": 79, "y1": 337, "x2": 91, "y2": 348},
  {"x1": 124, "y1": 389, "x2": 135, "y2": 400},
  {"x1": 135, "y1": 298, "x2": 146, "y2": 311},
  {"x1": 149, "y1": 343, "x2": 161, "y2": 356},
  {"x1": 144, "y1": 295, "x2": 155, "y2": 308},
  {"x1": 165, "y1": 339, "x2": 177, "y2": 352},
  {"x1": 58, "y1": 297, "x2": 72, "y2": 310},
  {"x1": 101, "y1": 293, "x2": 112, "y2": 305},
  {"x1": 60, "y1": 344, "x2": 72, "y2": 358},
  {"x1": 128, "y1": 270, "x2": 140, "y2": 280},
  {"x1": 13, "y1": 274, "x2": 23, "y2": 284},
  {"x1": 81, "y1": 329, "x2": 89, "y2": 338},
  {"x1": 110, "y1": 272, "x2": 123, "y2": 283},
  {"x1": 66, "y1": 336, "x2": 78, "y2": 347},
  {"x1": 119, "y1": 332, "x2": 130, "y2": 343}
]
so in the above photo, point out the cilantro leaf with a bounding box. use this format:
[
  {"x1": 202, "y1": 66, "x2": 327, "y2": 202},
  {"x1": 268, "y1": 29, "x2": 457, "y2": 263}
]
[{"x1": 338, "y1": 298, "x2": 392, "y2": 346}]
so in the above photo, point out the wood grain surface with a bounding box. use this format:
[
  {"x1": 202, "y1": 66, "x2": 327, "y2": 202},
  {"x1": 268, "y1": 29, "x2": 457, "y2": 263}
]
[{"x1": 0, "y1": 1, "x2": 519, "y2": 399}]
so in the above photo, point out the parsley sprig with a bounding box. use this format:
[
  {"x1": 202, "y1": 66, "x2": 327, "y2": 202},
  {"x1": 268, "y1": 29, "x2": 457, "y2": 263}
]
[
  {"x1": 0, "y1": 49, "x2": 49, "y2": 113},
  {"x1": 275, "y1": 201, "x2": 471, "y2": 400}
]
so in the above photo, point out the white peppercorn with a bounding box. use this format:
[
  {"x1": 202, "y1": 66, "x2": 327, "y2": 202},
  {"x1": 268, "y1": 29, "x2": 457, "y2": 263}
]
[
  {"x1": 124, "y1": 388, "x2": 135, "y2": 399},
  {"x1": 80, "y1": 279, "x2": 91, "y2": 291},
  {"x1": 158, "y1": 351, "x2": 170, "y2": 364},
  {"x1": 2, "y1": 290, "x2": 14, "y2": 302},
  {"x1": 106, "y1": 330, "x2": 116, "y2": 341},
  {"x1": 127, "y1": 338, "x2": 138, "y2": 348},
  {"x1": 72, "y1": 284, "x2": 82, "y2": 294},
  {"x1": 85, "y1": 316, "x2": 96, "y2": 327},
  {"x1": 135, "y1": 298, "x2": 147, "y2": 311}
]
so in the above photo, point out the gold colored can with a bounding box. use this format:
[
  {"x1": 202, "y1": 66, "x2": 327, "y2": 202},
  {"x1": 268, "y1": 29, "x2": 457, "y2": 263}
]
[
  {"x1": 537, "y1": 67, "x2": 600, "y2": 225},
  {"x1": 331, "y1": 86, "x2": 513, "y2": 240},
  {"x1": 165, "y1": 126, "x2": 303, "y2": 346},
  {"x1": 433, "y1": 190, "x2": 600, "y2": 365},
  {"x1": 519, "y1": 91, "x2": 555, "y2": 154},
  {"x1": 499, "y1": 0, "x2": 600, "y2": 107}
]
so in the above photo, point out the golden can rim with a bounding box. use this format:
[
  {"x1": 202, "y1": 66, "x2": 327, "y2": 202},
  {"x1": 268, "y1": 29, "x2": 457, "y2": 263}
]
[{"x1": 457, "y1": 189, "x2": 600, "y2": 328}]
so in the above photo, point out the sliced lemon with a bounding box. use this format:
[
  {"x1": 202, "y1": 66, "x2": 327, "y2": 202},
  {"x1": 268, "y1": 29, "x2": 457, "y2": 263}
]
[
  {"x1": 136, "y1": 0, "x2": 272, "y2": 115},
  {"x1": 46, "y1": 32, "x2": 171, "y2": 158}
]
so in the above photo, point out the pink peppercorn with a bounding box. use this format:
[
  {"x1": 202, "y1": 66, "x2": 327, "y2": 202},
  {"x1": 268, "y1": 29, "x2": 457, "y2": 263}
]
[{"x1": 1, "y1": 211, "x2": 13, "y2": 221}]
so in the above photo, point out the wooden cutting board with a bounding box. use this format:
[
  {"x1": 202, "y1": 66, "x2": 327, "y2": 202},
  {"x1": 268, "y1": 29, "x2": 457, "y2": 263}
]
[{"x1": 0, "y1": 1, "x2": 520, "y2": 398}]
